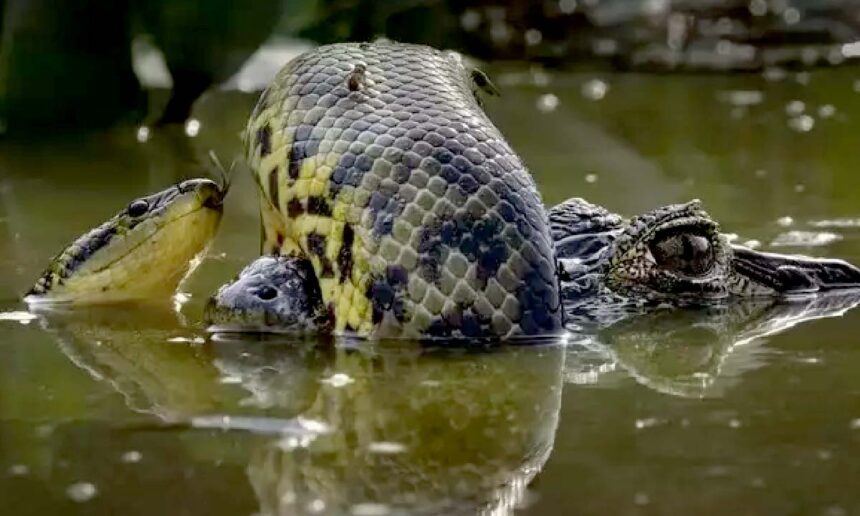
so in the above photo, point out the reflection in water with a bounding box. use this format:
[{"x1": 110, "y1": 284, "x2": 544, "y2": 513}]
[
  {"x1": 34, "y1": 291, "x2": 860, "y2": 513},
  {"x1": 37, "y1": 308, "x2": 565, "y2": 515},
  {"x1": 565, "y1": 294, "x2": 860, "y2": 398},
  {"x1": 33, "y1": 305, "x2": 231, "y2": 419},
  {"x1": 246, "y1": 343, "x2": 563, "y2": 516}
]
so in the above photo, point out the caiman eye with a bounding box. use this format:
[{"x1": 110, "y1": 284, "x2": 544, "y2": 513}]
[
  {"x1": 127, "y1": 199, "x2": 150, "y2": 217},
  {"x1": 650, "y1": 232, "x2": 714, "y2": 277},
  {"x1": 256, "y1": 285, "x2": 278, "y2": 300}
]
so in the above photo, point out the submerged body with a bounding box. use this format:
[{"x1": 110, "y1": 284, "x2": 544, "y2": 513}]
[{"x1": 245, "y1": 42, "x2": 563, "y2": 338}]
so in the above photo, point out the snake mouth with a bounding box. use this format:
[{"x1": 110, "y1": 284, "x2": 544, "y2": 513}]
[
  {"x1": 27, "y1": 179, "x2": 225, "y2": 304},
  {"x1": 731, "y1": 245, "x2": 860, "y2": 296}
]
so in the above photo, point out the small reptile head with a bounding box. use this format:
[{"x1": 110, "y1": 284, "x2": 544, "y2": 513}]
[
  {"x1": 205, "y1": 256, "x2": 331, "y2": 334},
  {"x1": 27, "y1": 178, "x2": 225, "y2": 304},
  {"x1": 604, "y1": 200, "x2": 732, "y2": 300}
]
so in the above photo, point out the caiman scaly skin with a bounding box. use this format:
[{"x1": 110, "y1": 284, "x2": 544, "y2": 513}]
[{"x1": 244, "y1": 42, "x2": 563, "y2": 338}]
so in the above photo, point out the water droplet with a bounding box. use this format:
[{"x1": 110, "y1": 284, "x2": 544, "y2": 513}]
[
  {"x1": 850, "y1": 418, "x2": 860, "y2": 429},
  {"x1": 798, "y1": 356, "x2": 822, "y2": 364},
  {"x1": 705, "y1": 465, "x2": 730, "y2": 477},
  {"x1": 634, "y1": 417, "x2": 660, "y2": 430},
  {"x1": 489, "y1": 22, "x2": 511, "y2": 45},
  {"x1": 785, "y1": 100, "x2": 805, "y2": 116},
  {"x1": 136, "y1": 126, "x2": 150, "y2": 143},
  {"x1": 743, "y1": 239, "x2": 762, "y2": 249},
  {"x1": 585, "y1": 173, "x2": 598, "y2": 183},
  {"x1": 763, "y1": 67, "x2": 787, "y2": 82},
  {"x1": 795, "y1": 71, "x2": 810, "y2": 85},
  {"x1": 776, "y1": 216, "x2": 794, "y2": 227},
  {"x1": 817, "y1": 449, "x2": 832, "y2": 460},
  {"x1": 842, "y1": 41, "x2": 860, "y2": 58},
  {"x1": 771, "y1": 231, "x2": 841, "y2": 247},
  {"x1": 642, "y1": 0, "x2": 668, "y2": 16},
  {"x1": 121, "y1": 450, "x2": 142, "y2": 463},
  {"x1": 184, "y1": 118, "x2": 201, "y2": 137},
  {"x1": 633, "y1": 492, "x2": 650, "y2": 505},
  {"x1": 818, "y1": 104, "x2": 836, "y2": 118},
  {"x1": 530, "y1": 66, "x2": 551, "y2": 87},
  {"x1": 558, "y1": 0, "x2": 577, "y2": 14},
  {"x1": 854, "y1": 79, "x2": 860, "y2": 93},
  {"x1": 754, "y1": 169, "x2": 768, "y2": 178},
  {"x1": 748, "y1": 0, "x2": 767, "y2": 16},
  {"x1": 782, "y1": 7, "x2": 800, "y2": 24},
  {"x1": 307, "y1": 499, "x2": 326, "y2": 513},
  {"x1": 728, "y1": 419, "x2": 742, "y2": 429},
  {"x1": 460, "y1": 10, "x2": 480, "y2": 31},
  {"x1": 593, "y1": 38, "x2": 618, "y2": 56},
  {"x1": 536, "y1": 93, "x2": 559, "y2": 112},
  {"x1": 794, "y1": 183, "x2": 806, "y2": 193},
  {"x1": 524, "y1": 29, "x2": 542, "y2": 46},
  {"x1": 320, "y1": 373, "x2": 355, "y2": 388},
  {"x1": 66, "y1": 482, "x2": 98, "y2": 502},
  {"x1": 277, "y1": 436, "x2": 304, "y2": 451},
  {"x1": 8, "y1": 464, "x2": 29, "y2": 476},
  {"x1": 368, "y1": 441, "x2": 407, "y2": 454},
  {"x1": 719, "y1": 90, "x2": 763, "y2": 107},
  {"x1": 750, "y1": 477, "x2": 766, "y2": 488},
  {"x1": 581, "y1": 79, "x2": 608, "y2": 100},
  {"x1": 788, "y1": 115, "x2": 814, "y2": 132},
  {"x1": 352, "y1": 503, "x2": 391, "y2": 516}
]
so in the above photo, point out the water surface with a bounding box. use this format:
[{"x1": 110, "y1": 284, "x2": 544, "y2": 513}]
[{"x1": 2, "y1": 65, "x2": 860, "y2": 515}]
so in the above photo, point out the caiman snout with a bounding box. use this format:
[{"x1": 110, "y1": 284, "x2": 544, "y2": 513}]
[{"x1": 731, "y1": 245, "x2": 860, "y2": 295}]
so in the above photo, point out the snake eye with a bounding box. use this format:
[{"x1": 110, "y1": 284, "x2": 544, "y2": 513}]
[
  {"x1": 256, "y1": 285, "x2": 278, "y2": 301},
  {"x1": 649, "y1": 231, "x2": 714, "y2": 277},
  {"x1": 127, "y1": 199, "x2": 150, "y2": 218}
]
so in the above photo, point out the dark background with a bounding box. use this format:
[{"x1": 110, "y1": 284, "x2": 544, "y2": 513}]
[{"x1": 2, "y1": 0, "x2": 859, "y2": 135}]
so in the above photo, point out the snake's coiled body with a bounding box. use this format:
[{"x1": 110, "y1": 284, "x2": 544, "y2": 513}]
[{"x1": 245, "y1": 42, "x2": 562, "y2": 338}]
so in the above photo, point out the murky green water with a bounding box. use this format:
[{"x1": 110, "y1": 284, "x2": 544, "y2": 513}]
[{"x1": 2, "y1": 66, "x2": 860, "y2": 515}]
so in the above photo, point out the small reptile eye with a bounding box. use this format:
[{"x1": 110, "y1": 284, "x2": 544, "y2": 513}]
[
  {"x1": 650, "y1": 232, "x2": 714, "y2": 277},
  {"x1": 127, "y1": 199, "x2": 150, "y2": 218},
  {"x1": 256, "y1": 285, "x2": 278, "y2": 300}
]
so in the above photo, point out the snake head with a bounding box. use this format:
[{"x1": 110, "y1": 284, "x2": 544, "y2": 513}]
[{"x1": 27, "y1": 178, "x2": 225, "y2": 304}]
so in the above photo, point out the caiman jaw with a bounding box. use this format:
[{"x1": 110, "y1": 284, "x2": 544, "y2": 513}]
[{"x1": 729, "y1": 245, "x2": 860, "y2": 296}]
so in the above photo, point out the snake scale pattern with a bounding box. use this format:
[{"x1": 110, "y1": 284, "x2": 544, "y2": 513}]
[{"x1": 244, "y1": 42, "x2": 563, "y2": 338}]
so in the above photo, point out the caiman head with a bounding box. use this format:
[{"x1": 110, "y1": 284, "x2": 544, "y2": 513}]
[{"x1": 552, "y1": 198, "x2": 860, "y2": 306}]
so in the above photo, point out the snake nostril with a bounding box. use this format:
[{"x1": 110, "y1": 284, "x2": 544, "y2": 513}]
[{"x1": 256, "y1": 286, "x2": 278, "y2": 301}]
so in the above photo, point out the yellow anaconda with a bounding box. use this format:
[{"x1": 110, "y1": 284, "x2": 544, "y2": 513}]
[{"x1": 244, "y1": 42, "x2": 563, "y2": 338}]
